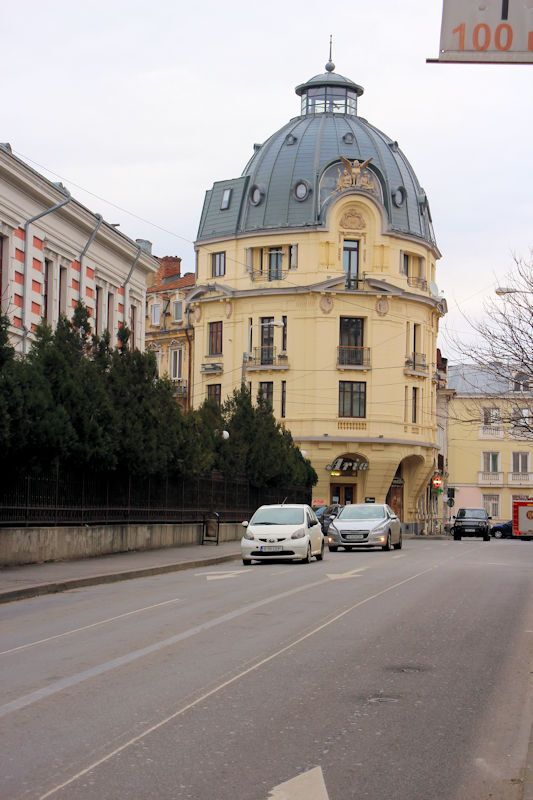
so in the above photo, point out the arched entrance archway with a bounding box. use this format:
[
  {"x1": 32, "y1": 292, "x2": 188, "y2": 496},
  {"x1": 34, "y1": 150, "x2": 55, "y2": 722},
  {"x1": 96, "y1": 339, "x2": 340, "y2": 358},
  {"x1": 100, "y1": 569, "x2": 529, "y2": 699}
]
[{"x1": 327, "y1": 453, "x2": 368, "y2": 504}]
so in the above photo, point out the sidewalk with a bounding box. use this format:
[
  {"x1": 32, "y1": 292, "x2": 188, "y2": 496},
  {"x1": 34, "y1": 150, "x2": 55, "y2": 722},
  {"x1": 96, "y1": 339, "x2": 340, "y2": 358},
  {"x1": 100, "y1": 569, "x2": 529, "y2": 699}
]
[{"x1": 0, "y1": 541, "x2": 242, "y2": 605}]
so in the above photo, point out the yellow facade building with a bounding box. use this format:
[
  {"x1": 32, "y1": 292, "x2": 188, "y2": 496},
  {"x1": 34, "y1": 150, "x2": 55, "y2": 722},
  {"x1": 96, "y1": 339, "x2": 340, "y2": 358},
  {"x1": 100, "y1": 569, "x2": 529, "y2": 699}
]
[
  {"x1": 189, "y1": 61, "x2": 447, "y2": 527},
  {"x1": 447, "y1": 365, "x2": 533, "y2": 523}
]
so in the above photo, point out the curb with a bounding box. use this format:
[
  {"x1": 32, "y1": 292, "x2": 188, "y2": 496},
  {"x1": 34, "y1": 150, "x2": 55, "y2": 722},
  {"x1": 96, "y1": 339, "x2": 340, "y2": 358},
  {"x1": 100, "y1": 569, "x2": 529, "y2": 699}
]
[{"x1": 0, "y1": 552, "x2": 241, "y2": 605}]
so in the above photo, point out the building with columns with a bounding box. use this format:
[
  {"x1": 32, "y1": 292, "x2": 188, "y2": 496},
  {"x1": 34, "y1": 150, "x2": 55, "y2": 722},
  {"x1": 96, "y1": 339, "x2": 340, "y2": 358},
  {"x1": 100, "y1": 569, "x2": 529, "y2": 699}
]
[
  {"x1": 0, "y1": 143, "x2": 158, "y2": 352},
  {"x1": 189, "y1": 60, "x2": 447, "y2": 526}
]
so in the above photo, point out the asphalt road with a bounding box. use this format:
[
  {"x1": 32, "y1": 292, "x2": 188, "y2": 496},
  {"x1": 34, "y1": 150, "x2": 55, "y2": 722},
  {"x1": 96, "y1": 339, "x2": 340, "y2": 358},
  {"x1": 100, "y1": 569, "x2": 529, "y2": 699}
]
[{"x1": 1, "y1": 539, "x2": 533, "y2": 800}]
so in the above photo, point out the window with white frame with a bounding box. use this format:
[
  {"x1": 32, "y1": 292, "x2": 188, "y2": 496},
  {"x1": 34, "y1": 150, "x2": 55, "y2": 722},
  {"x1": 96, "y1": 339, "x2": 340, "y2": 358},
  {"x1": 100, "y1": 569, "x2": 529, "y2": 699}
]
[
  {"x1": 211, "y1": 252, "x2": 226, "y2": 277},
  {"x1": 482, "y1": 494, "x2": 499, "y2": 518},
  {"x1": 220, "y1": 188, "x2": 232, "y2": 211},
  {"x1": 151, "y1": 303, "x2": 161, "y2": 326},
  {"x1": 482, "y1": 452, "x2": 499, "y2": 473},
  {"x1": 172, "y1": 301, "x2": 183, "y2": 322},
  {"x1": 512, "y1": 452, "x2": 529, "y2": 474},
  {"x1": 513, "y1": 372, "x2": 530, "y2": 392},
  {"x1": 169, "y1": 348, "x2": 182, "y2": 380},
  {"x1": 482, "y1": 407, "x2": 501, "y2": 427}
]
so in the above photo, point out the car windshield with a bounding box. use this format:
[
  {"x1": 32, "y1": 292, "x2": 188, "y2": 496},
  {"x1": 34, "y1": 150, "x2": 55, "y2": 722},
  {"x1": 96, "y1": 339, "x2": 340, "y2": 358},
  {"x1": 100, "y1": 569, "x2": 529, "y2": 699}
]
[
  {"x1": 457, "y1": 509, "x2": 487, "y2": 519},
  {"x1": 337, "y1": 505, "x2": 386, "y2": 521},
  {"x1": 250, "y1": 507, "x2": 304, "y2": 525}
]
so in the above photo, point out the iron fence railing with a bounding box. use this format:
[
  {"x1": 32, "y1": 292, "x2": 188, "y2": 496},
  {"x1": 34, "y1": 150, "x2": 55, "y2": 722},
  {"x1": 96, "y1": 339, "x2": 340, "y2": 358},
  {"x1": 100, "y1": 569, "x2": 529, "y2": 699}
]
[{"x1": 0, "y1": 469, "x2": 311, "y2": 527}]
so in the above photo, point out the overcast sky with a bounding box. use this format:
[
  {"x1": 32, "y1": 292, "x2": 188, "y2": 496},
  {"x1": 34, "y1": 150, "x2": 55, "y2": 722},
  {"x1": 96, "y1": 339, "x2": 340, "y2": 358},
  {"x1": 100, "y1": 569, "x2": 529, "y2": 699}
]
[{"x1": 4, "y1": 0, "x2": 532, "y2": 353}]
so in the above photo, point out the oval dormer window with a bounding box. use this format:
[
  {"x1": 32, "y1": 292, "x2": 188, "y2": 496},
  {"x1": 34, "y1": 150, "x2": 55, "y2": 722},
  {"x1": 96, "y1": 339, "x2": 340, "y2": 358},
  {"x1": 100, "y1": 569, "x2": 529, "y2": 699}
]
[
  {"x1": 294, "y1": 180, "x2": 311, "y2": 202},
  {"x1": 249, "y1": 185, "x2": 264, "y2": 206}
]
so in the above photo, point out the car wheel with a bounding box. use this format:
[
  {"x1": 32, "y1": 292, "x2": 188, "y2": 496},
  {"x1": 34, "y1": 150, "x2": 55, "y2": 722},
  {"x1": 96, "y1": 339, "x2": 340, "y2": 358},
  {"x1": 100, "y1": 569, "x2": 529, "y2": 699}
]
[
  {"x1": 394, "y1": 533, "x2": 403, "y2": 550},
  {"x1": 382, "y1": 532, "x2": 393, "y2": 551},
  {"x1": 453, "y1": 533, "x2": 461, "y2": 541},
  {"x1": 329, "y1": 545, "x2": 338, "y2": 552},
  {"x1": 315, "y1": 541, "x2": 324, "y2": 561},
  {"x1": 301, "y1": 543, "x2": 312, "y2": 563},
  {"x1": 493, "y1": 530, "x2": 503, "y2": 539},
  {"x1": 242, "y1": 558, "x2": 252, "y2": 565}
]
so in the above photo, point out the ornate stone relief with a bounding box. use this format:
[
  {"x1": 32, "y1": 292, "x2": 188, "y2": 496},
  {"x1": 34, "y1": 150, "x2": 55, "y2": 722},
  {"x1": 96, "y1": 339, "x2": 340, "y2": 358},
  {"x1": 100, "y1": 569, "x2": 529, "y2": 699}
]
[
  {"x1": 339, "y1": 206, "x2": 366, "y2": 231},
  {"x1": 375, "y1": 298, "x2": 389, "y2": 317},
  {"x1": 193, "y1": 306, "x2": 202, "y2": 323},
  {"x1": 320, "y1": 295, "x2": 334, "y2": 314},
  {"x1": 224, "y1": 301, "x2": 233, "y2": 319}
]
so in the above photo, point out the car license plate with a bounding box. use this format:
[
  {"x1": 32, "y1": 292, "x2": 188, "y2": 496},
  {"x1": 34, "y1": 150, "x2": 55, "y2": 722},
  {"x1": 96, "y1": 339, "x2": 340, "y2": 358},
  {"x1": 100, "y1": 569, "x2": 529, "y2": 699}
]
[
  {"x1": 260, "y1": 546, "x2": 283, "y2": 552},
  {"x1": 346, "y1": 534, "x2": 364, "y2": 541},
  {"x1": 464, "y1": 528, "x2": 475, "y2": 533}
]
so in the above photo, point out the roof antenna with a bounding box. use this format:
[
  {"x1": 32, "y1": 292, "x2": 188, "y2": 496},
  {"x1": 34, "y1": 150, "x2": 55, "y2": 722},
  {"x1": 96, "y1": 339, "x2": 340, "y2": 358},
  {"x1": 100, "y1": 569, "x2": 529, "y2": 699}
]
[{"x1": 326, "y1": 35, "x2": 335, "y2": 72}]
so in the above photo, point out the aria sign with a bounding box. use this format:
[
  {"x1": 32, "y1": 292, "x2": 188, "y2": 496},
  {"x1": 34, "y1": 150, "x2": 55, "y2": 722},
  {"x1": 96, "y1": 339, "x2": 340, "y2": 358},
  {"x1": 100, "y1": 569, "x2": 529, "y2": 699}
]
[
  {"x1": 326, "y1": 457, "x2": 369, "y2": 475},
  {"x1": 429, "y1": 0, "x2": 533, "y2": 64}
]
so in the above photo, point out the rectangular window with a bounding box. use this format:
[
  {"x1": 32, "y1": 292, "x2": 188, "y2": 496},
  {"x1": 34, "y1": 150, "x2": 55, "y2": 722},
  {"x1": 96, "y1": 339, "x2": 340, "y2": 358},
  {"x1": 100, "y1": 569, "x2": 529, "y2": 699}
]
[
  {"x1": 482, "y1": 494, "x2": 499, "y2": 518},
  {"x1": 151, "y1": 303, "x2": 161, "y2": 326},
  {"x1": 248, "y1": 317, "x2": 253, "y2": 354},
  {"x1": 169, "y1": 349, "x2": 182, "y2": 380},
  {"x1": 412, "y1": 387, "x2": 418, "y2": 423},
  {"x1": 400, "y1": 252, "x2": 409, "y2": 276},
  {"x1": 282, "y1": 316, "x2": 287, "y2": 352},
  {"x1": 339, "y1": 381, "x2": 366, "y2": 418},
  {"x1": 260, "y1": 317, "x2": 274, "y2": 365},
  {"x1": 130, "y1": 305, "x2": 137, "y2": 349},
  {"x1": 483, "y1": 407, "x2": 501, "y2": 426},
  {"x1": 482, "y1": 452, "x2": 499, "y2": 473},
  {"x1": 343, "y1": 239, "x2": 359, "y2": 288},
  {"x1": 59, "y1": 266, "x2": 67, "y2": 316},
  {"x1": 220, "y1": 188, "x2": 232, "y2": 210},
  {"x1": 208, "y1": 321, "x2": 223, "y2": 355},
  {"x1": 246, "y1": 248, "x2": 253, "y2": 274},
  {"x1": 211, "y1": 252, "x2": 226, "y2": 277},
  {"x1": 289, "y1": 244, "x2": 298, "y2": 269},
  {"x1": 207, "y1": 384, "x2": 222, "y2": 405},
  {"x1": 512, "y1": 452, "x2": 529, "y2": 473},
  {"x1": 95, "y1": 286, "x2": 103, "y2": 335},
  {"x1": 513, "y1": 373, "x2": 530, "y2": 392},
  {"x1": 268, "y1": 248, "x2": 282, "y2": 281},
  {"x1": 40, "y1": 258, "x2": 51, "y2": 323},
  {"x1": 281, "y1": 380, "x2": 286, "y2": 418},
  {"x1": 107, "y1": 292, "x2": 115, "y2": 335},
  {"x1": 172, "y1": 300, "x2": 183, "y2": 322},
  {"x1": 339, "y1": 317, "x2": 364, "y2": 366},
  {"x1": 404, "y1": 386, "x2": 409, "y2": 423},
  {"x1": 259, "y1": 381, "x2": 274, "y2": 408}
]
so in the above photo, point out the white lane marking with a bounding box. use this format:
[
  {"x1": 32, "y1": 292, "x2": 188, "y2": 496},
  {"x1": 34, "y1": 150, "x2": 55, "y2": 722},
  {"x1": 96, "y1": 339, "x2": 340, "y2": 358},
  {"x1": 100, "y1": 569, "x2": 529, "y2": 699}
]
[
  {"x1": 326, "y1": 567, "x2": 367, "y2": 581},
  {"x1": 206, "y1": 570, "x2": 248, "y2": 581},
  {"x1": 268, "y1": 767, "x2": 330, "y2": 799},
  {"x1": 0, "y1": 597, "x2": 184, "y2": 657},
  {"x1": 392, "y1": 555, "x2": 405, "y2": 559},
  {"x1": 37, "y1": 564, "x2": 436, "y2": 799}
]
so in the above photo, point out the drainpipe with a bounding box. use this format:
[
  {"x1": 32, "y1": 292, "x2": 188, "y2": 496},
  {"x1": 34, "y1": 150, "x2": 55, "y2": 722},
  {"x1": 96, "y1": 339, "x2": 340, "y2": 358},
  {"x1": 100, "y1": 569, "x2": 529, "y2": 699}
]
[
  {"x1": 79, "y1": 214, "x2": 103, "y2": 299},
  {"x1": 22, "y1": 188, "x2": 71, "y2": 353},
  {"x1": 122, "y1": 245, "x2": 142, "y2": 347},
  {"x1": 185, "y1": 306, "x2": 193, "y2": 411}
]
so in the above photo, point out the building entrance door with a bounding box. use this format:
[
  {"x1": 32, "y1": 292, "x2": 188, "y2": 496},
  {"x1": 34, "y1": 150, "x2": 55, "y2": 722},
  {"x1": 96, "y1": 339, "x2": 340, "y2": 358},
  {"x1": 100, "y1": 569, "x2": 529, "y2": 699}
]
[
  {"x1": 386, "y1": 484, "x2": 404, "y2": 520},
  {"x1": 330, "y1": 484, "x2": 357, "y2": 504}
]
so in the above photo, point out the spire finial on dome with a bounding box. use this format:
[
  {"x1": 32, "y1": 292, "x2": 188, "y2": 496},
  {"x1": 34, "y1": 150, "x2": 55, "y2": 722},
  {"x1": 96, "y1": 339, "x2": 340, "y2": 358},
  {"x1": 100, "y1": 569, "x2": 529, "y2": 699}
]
[{"x1": 325, "y1": 35, "x2": 335, "y2": 72}]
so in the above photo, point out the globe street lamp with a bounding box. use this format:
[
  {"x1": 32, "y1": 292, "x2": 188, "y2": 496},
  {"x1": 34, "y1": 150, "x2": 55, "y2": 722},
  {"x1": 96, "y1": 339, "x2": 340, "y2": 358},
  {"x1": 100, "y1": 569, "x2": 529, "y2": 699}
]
[{"x1": 495, "y1": 287, "x2": 533, "y2": 296}]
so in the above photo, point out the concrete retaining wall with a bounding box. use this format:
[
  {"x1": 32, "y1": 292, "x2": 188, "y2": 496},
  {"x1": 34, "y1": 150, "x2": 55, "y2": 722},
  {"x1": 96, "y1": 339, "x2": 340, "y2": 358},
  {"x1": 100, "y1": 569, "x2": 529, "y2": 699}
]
[{"x1": 0, "y1": 522, "x2": 243, "y2": 566}]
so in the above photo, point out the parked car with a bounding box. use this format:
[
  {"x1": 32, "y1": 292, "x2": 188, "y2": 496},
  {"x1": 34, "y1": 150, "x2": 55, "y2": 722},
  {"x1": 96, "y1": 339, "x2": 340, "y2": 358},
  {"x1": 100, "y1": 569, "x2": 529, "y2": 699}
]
[
  {"x1": 491, "y1": 520, "x2": 513, "y2": 539},
  {"x1": 451, "y1": 508, "x2": 491, "y2": 541},
  {"x1": 241, "y1": 504, "x2": 324, "y2": 565},
  {"x1": 326, "y1": 503, "x2": 402, "y2": 551},
  {"x1": 321, "y1": 503, "x2": 343, "y2": 534}
]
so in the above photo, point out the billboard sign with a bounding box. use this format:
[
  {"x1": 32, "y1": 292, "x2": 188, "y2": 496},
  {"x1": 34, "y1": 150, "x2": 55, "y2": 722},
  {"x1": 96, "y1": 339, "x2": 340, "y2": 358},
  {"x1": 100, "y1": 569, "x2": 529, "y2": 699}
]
[{"x1": 430, "y1": 0, "x2": 533, "y2": 64}]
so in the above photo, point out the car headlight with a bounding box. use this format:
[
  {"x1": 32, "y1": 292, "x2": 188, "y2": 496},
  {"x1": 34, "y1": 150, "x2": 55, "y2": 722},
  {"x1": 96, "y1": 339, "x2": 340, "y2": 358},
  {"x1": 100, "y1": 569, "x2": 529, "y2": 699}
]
[
  {"x1": 243, "y1": 530, "x2": 255, "y2": 540},
  {"x1": 371, "y1": 526, "x2": 387, "y2": 536},
  {"x1": 291, "y1": 529, "x2": 306, "y2": 539},
  {"x1": 327, "y1": 524, "x2": 338, "y2": 535}
]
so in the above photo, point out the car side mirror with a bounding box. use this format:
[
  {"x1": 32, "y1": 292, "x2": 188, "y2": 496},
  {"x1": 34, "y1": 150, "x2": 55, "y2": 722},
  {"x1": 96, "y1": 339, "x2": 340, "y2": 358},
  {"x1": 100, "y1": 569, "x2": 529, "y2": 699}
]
[
  {"x1": 242, "y1": 521, "x2": 249, "y2": 528},
  {"x1": 452, "y1": 515, "x2": 456, "y2": 519}
]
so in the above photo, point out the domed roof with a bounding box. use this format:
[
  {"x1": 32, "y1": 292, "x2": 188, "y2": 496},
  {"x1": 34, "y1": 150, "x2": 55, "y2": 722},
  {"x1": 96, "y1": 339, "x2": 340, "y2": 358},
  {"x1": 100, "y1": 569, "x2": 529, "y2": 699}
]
[{"x1": 197, "y1": 65, "x2": 436, "y2": 250}]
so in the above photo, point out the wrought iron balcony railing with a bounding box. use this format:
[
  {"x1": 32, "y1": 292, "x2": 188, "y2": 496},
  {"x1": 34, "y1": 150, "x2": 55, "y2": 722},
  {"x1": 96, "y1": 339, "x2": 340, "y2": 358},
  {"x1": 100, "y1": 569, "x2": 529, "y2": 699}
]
[
  {"x1": 245, "y1": 347, "x2": 289, "y2": 369},
  {"x1": 172, "y1": 378, "x2": 188, "y2": 396},
  {"x1": 337, "y1": 346, "x2": 371, "y2": 368},
  {"x1": 404, "y1": 353, "x2": 428, "y2": 373},
  {"x1": 407, "y1": 276, "x2": 428, "y2": 291}
]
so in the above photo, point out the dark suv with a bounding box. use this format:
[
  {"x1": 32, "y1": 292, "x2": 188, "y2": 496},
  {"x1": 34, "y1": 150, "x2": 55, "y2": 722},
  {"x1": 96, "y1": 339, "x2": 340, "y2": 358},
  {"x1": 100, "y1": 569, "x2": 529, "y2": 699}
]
[{"x1": 451, "y1": 508, "x2": 491, "y2": 541}]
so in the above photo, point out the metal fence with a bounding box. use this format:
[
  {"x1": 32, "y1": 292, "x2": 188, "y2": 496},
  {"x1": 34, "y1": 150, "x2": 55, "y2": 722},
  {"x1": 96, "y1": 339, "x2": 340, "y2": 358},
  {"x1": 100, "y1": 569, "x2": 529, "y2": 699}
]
[{"x1": 0, "y1": 468, "x2": 311, "y2": 527}]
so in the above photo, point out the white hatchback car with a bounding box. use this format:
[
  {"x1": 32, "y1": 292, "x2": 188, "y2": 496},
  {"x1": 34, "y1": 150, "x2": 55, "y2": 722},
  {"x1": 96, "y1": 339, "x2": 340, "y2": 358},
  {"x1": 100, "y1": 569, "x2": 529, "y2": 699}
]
[{"x1": 241, "y1": 504, "x2": 324, "y2": 565}]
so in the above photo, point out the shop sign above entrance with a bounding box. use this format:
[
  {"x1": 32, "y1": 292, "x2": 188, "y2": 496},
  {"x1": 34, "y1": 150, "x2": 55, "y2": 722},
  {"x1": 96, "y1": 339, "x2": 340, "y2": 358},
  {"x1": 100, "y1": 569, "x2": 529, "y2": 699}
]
[
  {"x1": 429, "y1": 0, "x2": 533, "y2": 64},
  {"x1": 326, "y1": 457, "x2": 369, "y2": 476}
]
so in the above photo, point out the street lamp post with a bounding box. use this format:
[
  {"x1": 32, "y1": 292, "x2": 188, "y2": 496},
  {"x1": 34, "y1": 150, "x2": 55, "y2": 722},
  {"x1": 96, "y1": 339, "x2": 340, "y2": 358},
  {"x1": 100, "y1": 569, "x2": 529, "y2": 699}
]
[{"x1": 495, "y1": 287, "x2": 533, "y2": 296}]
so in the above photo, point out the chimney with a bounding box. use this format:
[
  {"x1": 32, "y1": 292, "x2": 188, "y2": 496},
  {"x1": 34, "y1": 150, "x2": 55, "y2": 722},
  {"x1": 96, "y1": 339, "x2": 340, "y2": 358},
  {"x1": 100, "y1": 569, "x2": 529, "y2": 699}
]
[
  {"x1": 159, "y1": 255, "x2": 182, "y2": 280},
  {"x1": 135, "y1": 239, "x2": 153, "y2": 255}
]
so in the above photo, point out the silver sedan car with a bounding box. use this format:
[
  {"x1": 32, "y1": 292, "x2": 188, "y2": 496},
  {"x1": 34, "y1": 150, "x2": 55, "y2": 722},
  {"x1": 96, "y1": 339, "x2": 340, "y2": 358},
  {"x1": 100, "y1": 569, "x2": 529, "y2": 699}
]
[{"x1": 326, "y1": 503, "x2": 402, "y2": 551}]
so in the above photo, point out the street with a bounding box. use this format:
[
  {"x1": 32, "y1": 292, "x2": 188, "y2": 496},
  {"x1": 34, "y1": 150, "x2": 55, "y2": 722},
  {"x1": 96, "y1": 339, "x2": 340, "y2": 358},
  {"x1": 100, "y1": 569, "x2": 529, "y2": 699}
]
[{"x1": 1, "y1": 539, "x2": 533, "y2": 800}]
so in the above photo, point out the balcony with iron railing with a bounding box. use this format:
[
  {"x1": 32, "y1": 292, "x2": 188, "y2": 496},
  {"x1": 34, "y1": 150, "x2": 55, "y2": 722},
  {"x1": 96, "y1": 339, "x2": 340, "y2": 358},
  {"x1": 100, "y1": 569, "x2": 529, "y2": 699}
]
[
  {"x1": 245, "y1": 346, "x2": 289, "y2": 371},
  {"x1": 508, "y1": 471, "x2": 533, "y2": 485},
  {"x1": 404, "y1": 352, "x2": 429, "y2": 376},
  {"x1": 478, "y1": 471, "x2": 504, "y2": 485},
  {"x1": 337, "y1": 346, "x2": 371, "y2": 370},
  {"x1": 479, "y1": 425, "x2": 504, "y2": 439},
  {"x1": 344, "y1": 276, "x2": 366, "y2": 291},
  {"x1": 407, "y1": 276, "x2": 428, "y2": 291},
  {"x1": 172, "y1": 378, "x2": 188, "y2": 397}
]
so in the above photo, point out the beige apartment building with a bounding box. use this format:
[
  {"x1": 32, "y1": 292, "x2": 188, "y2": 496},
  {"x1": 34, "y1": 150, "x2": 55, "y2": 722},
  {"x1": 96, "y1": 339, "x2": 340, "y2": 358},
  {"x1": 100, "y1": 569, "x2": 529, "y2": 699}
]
[
  {"x1": 0, "y1": 143, "x2": 158, "y2": 352},
  {"x1": 447, "y1": 365, "x2": 533, "y2": 522},
  {"x1": 145, "y1": 256, "x2": 195, "y2": 409},
  {"x1": 188, "y1": 61, "x2": 448, "y2": 526}
]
